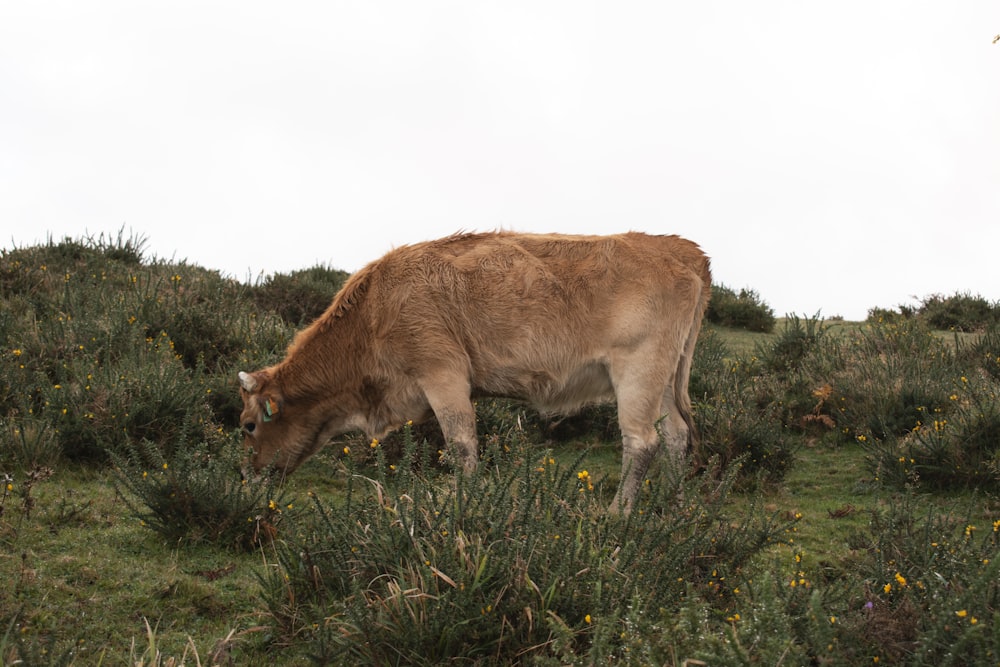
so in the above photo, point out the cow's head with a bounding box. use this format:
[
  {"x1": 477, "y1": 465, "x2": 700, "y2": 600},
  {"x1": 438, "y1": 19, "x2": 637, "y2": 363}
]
[{"x1": 238, "y1": 370, "x2": 306, "y2": 474}]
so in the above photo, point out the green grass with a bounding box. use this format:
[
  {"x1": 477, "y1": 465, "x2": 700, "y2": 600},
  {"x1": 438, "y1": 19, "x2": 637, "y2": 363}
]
[
  {"x1": 1, "y1": 467, "x2": 262, "y2": 663},
  {"x1": 3, "y1": 434, "x2": 988, "y2": 665},
  {"x1": 710, "y1": 319, "x2": 981, "y2": 361}
]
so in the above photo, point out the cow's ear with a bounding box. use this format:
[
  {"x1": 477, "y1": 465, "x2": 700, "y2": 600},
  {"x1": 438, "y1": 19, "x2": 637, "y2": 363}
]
[
  {"x1": 238, "y1": 371, "x2": 258, "y2": 393},
  {"x1": 260, "y1": 395, "x2": 280, "y2": 422}
]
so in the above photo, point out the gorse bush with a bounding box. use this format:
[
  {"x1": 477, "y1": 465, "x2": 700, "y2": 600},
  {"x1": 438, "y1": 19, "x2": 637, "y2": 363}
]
[
  {"x1": 962, "y1": 324, "x2": 1000, "y2": 383},
  {"x1": 815, "y1": 320, "x2": 1000, "y2": 492},
  {"x1": 112, "y1": 428, "x2": 292, "y2": 550},
  {"x1": 691, "y1": 325, "x2": 802, "y2": 484},
  {"x1": 839, "y1": 493, "x2": 1000, "y2": 665},
  {"x1": 918, "y1": 292, "x2": 1000, "y2": 332},
  {"x1": 876, "y1": 374, "x2": 1000, "y2": 491},
  {"x1": 251, "y1": 264, "x2": 349, "y2": 325},
  {"x1": 868, "y1": 292, "x2": 1000, "y2": 332},
  {"x1": 259, "y1": 426, "x2": 792, "y2": 665},
  {"x1": 756, "y1": 313, "x2": 828, "y2": 375},
  {"x1": 0, "y1": 233, "x2": 292, "y2": 462}
]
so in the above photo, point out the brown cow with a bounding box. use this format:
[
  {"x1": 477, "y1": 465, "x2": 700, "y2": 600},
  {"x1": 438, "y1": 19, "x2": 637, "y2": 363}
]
[{"x1": 238, "y1": 231, "x2": 711, "y2": 512}]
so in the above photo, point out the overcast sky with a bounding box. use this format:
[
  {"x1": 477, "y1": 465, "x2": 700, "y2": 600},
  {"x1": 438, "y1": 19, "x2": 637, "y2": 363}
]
[{"x1": 2, "y1": 2, "x2": 998, "y2": 320}]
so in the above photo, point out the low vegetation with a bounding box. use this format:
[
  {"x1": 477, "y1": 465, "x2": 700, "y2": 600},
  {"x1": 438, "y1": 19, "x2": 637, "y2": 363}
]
[
  {"x1": 2, "y1": 233, "x2": 999, "y2": 664},
  {"x1": 706, "y1": 283, "x2": 776, "y2": 333}
]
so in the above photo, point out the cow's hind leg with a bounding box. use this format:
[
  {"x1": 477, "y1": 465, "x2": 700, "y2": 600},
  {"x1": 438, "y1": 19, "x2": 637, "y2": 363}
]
[
  {"x1": 420, "y1": 376, "x2": 479, "y2": 475},
  {"x1": 608, "y1": 358, "x2": 675, "y2": 514}
]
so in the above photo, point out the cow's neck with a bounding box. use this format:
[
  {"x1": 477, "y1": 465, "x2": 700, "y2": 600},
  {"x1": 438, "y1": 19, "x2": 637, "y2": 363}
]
[{"x1": 274, "y1": 314, "x2": 368, "y2": 419}]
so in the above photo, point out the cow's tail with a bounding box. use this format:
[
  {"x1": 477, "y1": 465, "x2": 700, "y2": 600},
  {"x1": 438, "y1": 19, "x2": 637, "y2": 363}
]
[{"x1": 675, "y1": 257, "x2": 712, "y2": 457}]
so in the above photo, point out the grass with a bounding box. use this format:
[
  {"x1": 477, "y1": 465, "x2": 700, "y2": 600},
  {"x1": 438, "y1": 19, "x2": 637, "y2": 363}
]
[
  {"x1": 711, "y1": 319, "x2": 981, "y2": 360},
  {"x1": 1, "y1": 466, "x2": 264, "y2": 663},
  {"x1": 0, "y1": 442, "x2": 987, "y2": 664}
]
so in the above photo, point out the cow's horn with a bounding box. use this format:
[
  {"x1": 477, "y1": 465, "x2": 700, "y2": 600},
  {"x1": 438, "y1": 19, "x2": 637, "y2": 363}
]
[{"x1": 238, "y1": 371, "x2": 257, "y2": 392}]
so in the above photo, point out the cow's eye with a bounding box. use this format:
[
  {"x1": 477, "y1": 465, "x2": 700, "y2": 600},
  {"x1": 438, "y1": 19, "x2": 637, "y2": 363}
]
[{"x1": 244, "y1": 422, "x2": 257, "y2": 434}]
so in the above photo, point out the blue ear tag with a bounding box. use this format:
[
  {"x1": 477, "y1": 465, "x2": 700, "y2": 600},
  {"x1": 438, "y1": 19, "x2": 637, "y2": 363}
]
[{"x1": 263, "y1": 398, "x2": 276, "y2": 422}]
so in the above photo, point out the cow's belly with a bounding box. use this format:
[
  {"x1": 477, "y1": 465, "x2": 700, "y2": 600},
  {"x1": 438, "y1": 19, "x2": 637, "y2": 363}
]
[{"x1": 474, "y1": 360, "x2": 614, "y2": 415}]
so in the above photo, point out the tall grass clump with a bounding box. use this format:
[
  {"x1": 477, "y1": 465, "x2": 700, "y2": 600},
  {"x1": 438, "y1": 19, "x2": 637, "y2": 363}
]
[{"x1": 258, "y1": 426, "x2": 792, "y2": 664}]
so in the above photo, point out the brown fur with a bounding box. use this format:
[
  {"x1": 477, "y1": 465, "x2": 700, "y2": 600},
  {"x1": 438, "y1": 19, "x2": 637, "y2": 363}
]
[{"x1": 239, "y1": 231, "x2": 711, "y2": 512}]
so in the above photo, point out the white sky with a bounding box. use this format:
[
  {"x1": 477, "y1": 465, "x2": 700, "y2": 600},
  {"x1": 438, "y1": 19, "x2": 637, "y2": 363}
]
[{"x1": 2, "y1": 2, "x2": 998, "y2": 320}]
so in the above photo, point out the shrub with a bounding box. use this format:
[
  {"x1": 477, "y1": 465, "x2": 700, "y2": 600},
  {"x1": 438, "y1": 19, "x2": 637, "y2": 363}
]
[
  {"x1": 689, "y1": 327, "x2": 731, "y2": 401},
  {"x1": 258, "y1": 427, "x2": 792, "y2": 664},
  {"x1": 707, "y1": 284, "x2": 776, "y2": 333},
  {"x1": 0, "y1": 232, "x2": 293, "y2": 462},
  {"x1": 111, "y1": 429, "x2": 292, "y2": 550},
  {"x1": 692, "y1": 329, "x2": 798, "y2": 484},
  {"x1": 961, "y1": 324, "x2": 1000, "y2": 382},
  {"x1": 251, "y1": 264, "x2": 349, "y2": 325},
  {"x1": 871, "y1": 374, "x2": 1000, "y2": 492},
  {"x1": 756, "y1": 313, "x2": 828, "y2": 375},
  {"x1": 840, "y1": 493, "x2": 1000, "y2": 664},
  {"x1": 821, "y1": 319, "x2": 958, "y2": 443},
  {"x1": 917, "y1": 292, "x2": 1000, "y2": 332},
  {"x1": 695, "y1": 371, "x2": 796, "y2": 485}
]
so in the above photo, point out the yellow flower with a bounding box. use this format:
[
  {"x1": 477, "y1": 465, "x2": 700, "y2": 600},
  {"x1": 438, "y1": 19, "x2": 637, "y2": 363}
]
[
  {"x1": 268, "y1": 500, "x2": 277, "y2": 510},
  {"x1": 883, "y1": 583, "x2": 892, "y2": 594},
  {"x1": 956, "y1": 609, "x2": 968, "y2": 618},
  {"x1": 894, "y1": 573, "x2": 907, "y2": 587},
  {"x1": 370, "y1": 438, "x2": 379, "y2": 448},
  {"x1": 577, "y1": 470, "x2": 589, "y2": 480},
  {"x1": 584, "y1": 614, "x2": 592, "y2": 624},
  {"x1": 343, "y1": 446, "x2": 350, "y2": 455}
]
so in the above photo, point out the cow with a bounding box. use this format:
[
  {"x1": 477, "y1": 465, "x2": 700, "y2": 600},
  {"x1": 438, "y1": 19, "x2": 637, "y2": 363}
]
[{"x1": 238, "y1": 231, "x2": 711, "y2": 512}]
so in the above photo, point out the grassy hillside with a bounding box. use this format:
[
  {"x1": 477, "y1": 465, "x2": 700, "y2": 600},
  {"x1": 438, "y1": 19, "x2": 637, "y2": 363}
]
[{"x1": 2, "y1": 234, "x2": 1000, "y2": 665}]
